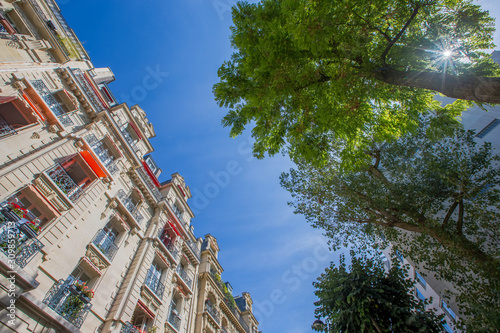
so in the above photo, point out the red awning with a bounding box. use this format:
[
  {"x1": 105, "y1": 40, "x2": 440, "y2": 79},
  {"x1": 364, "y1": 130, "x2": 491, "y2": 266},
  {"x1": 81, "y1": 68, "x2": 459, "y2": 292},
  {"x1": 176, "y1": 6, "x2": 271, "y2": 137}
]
[
  {"x1": 142, "y1": 161, "x2": 160, "y2": 187},
  {"x1": 177, "y1": 185, "x2": 186, "y2": 197},
  {"x1": 80, "y1": 151, "x2": 106, "y2": 178},
  {"x1": 136, "y1": 300, "x2": 155, "y2": 320},
  {"x1": 167, "y1": 221, "x2": 181, "y2": 237},
  {"x1": 21, "y1": 92, "x2": 45, "y2": 120}
]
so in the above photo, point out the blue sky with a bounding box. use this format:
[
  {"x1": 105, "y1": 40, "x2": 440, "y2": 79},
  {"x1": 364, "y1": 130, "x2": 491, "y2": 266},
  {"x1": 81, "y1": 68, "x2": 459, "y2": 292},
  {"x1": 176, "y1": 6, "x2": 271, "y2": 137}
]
[
  {"x1": 58, "y1": 0, "x2": 340, "y2": 332},
  {"x1": 57, "y1": 1, "x2": 499, "y2": 332}
]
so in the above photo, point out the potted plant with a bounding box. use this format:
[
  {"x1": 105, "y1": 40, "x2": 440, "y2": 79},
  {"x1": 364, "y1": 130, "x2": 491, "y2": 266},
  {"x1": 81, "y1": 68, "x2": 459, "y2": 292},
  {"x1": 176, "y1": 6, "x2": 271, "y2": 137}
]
[
  {"x1": 61, "y1": 295, "x2": 84, "y2": 318},
  {"x1": 73, "y1": 280, "x2": 95, "y2": 302}
]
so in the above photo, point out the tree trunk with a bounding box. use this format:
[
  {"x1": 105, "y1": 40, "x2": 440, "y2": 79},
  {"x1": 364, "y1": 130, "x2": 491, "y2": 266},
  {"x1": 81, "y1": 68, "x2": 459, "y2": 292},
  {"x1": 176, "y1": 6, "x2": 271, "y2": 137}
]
[{"x1": 372, "y1": 68, "x2": 500, "y2": 104}]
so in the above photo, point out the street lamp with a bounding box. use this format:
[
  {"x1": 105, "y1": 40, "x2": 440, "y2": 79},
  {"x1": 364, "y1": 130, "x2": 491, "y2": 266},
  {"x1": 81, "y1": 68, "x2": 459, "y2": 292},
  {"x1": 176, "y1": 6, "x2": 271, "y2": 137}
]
[{"x1": 311, "y1": 319, "x2": 328, "y2": 332}]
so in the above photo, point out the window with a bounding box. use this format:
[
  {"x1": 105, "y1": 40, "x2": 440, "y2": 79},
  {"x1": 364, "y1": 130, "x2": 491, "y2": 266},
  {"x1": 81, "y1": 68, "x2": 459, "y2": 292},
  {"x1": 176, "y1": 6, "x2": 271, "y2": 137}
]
[
  {"x1": 442, "y1": 300, "x2": 456, "y2": 320},
  {"x1": 477, "y1": 119, "x2": 500, "y2": 139},
  {"x1": 0, "y1": 96, "x2": 38, "y2": 138},
  {"x1": 416, "y1": 288, "x2": 425, "y2": 301},
  {"x1": 443, "y1": 322, "x2": 453, "y2": 333},
  {"x1": 396, "y1": 250, "x2": 404, "y2": 264},
  {"x1": 131, "y1": 302, "x2": 154, "y2": 332},
  {"x1": 380, "y1": 254, "x2": 390, "y2": 270},
  {"x1": 415, "y1": 271, "x2": 426, "y2": 288},
  {"x1": 94, "y1": 222, "x2": 118, "y2": 251},
  {"x1": 69, "y1": 266, "x2": 93, "y2": 286},
  {"x1": 172, "y1": 203, "x2": 183, "y2": 222},
  {"x1": 145, "y1": 261, "x2": 166, "y2": 298}
]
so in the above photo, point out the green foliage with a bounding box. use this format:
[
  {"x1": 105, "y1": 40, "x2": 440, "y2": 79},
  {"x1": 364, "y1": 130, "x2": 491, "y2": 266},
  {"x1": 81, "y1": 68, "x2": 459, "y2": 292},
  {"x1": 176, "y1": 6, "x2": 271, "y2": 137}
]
[
  {"x1": 213, "y1": 271, "x2": 237, "y2": 309},
  {"x1": 61, "y1": 295, "x2": 84, "y2": 318},
  {"x1": 282, "y1": 117, "x2": 500, "y2": 331},
  {"x1": 313, "y1": 255, "x2": 445, "y2": 333},
  {"x1": 214, "y1": 0, "x2": 498, "y2": 167}
]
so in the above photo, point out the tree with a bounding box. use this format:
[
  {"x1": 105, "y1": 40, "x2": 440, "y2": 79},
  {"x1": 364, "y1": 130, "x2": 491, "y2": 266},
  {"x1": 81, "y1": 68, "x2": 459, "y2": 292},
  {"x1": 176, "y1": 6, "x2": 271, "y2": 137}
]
[
  {"x1": 214, "y1": 0, "x2": 499, "y2": 166},
  {"x1": 313, "y1": 255, "x2": 445, "y2": 333},
  {"x1": 281, "y1": 118, "x2": 500, "y2": 331}
]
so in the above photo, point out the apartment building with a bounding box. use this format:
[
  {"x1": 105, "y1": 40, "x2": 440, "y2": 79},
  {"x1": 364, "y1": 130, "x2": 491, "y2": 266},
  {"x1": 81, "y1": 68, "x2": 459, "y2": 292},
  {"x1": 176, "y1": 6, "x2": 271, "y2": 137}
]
[{"x1": 0, "y1": 1, "x2": 260, "y2": 332}]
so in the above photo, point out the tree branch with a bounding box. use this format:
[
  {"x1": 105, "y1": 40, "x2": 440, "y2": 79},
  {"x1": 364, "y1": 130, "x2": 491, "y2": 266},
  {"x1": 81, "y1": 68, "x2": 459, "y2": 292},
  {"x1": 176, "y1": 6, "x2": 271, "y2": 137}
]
[
  {"x1": 371, "y1": 68, "x2": 500, "y2": 104},
  {"x1": 369, "y1": 314, "x2": 383, "y2": 333},
  {"x1": 441, "y1": 200, "x2": 458, "y2": 229},
  {"x1": 380, "y1": 4, "x2": 422, "y2": 65},
  {"x1": 457, "y1": 198, "x2": 464, "y2": 236}
]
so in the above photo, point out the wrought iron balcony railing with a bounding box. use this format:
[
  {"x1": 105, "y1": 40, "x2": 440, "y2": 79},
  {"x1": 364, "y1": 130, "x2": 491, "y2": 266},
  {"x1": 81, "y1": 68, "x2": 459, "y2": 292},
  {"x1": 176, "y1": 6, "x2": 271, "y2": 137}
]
[
  {"x1": 120, "y1": 125, "x2": 140, "y2": 153},
  {"x1": 0, "y1": 113, "x2": 16, "y2": 138},
  {"x1": 144, "y1": 268, "x2": 165, "y2": 299},
  {"x1": 157, "y1": 229, "x2": 179, "y2": 261},
  {"x1": 0, "y1": 203, "x2": 44, "y2": 268},
  {"x1": 85, "y1": 134, "x2": 119, "y2": 175},
  {"x1": 120, "y1": 322, "x2": 146, "y2": 333},
  {"x1": 176, "y1": 266, "x2": 192, "y2": 289},
  {"x1": 45, "y1": 0, "x2": 89, "y2": 60},
  {"x1": 47, "y1": 163, "x2": 84, "y2": 201},
  {"x1": 171, "y1": 204, "x2": 186, "y2": 224},
  {"x1": 72, "y1": 69, "x2": 106, "y2": 112},
  {"x1": 43, "y1": 279, "x2": 92, "y2": 328},
  {"x1": 209, "y1": 271, "x2": 250, "y2": 332},
  {"x1": 168, "y1": 306, "x2": 182, "y2": 332},
  {"x1": 116, "y1": 189, "x2": 144, "y2": 224},
  {"x1": 205, "y1": 300, "x2": 220, "y2": 325},
  {"x1": 92, "y1": 229, "x2": 118, "y2": 261},
  {"x1": 186, "y1": 239, "x2": 201, "y2": 260},
  {"x1": 27, "y1": 0, "x2": 47, "y2": 22},
  {"x1": 31, "y1": 79, "x2": 74, "y2": 127},
  {"x1": 136, "y1": 166, "x2": 162, "y2": 201}
]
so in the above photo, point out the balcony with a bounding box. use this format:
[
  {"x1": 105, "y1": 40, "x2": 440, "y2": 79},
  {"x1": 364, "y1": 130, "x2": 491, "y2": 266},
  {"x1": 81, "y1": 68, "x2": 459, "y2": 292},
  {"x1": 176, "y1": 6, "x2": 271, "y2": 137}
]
[
  {"x1": 30, "y1": 79, "x2": 74, "y2": 128},
  {"x1": 120, "y1": 124, "x2": 142, "y2": 159},
  {"x1": 121, "y1": 322, "x2": 150, "y2": 333},
  {"x1": 167, "y1": 306, "x2": 182, "y2": 332},
  {"x1": 85, "y1": 134, "x2": 120, "y2": 175},
  {"x1": 157, "y1": 229, "x2": 179, "y2": 263},
  {"x1": 72, "y1": 69, "x2": 107, "y2": 112},
  {"x1": 136, "y1": 166, "x2": 162, "y2": 202},
  {"x1": 46, "y1": 163, "x2": 84, "y2": 202},
  {"x1": 0, "y1": 204, "x2": 44, "y2": 268},
  {"x1": 120, "y1": 322, "x2": 140, "y2": 333},
  {"x1": 45, "y1": 0, "x2": 89, "y2": 60},
  {"x1": 92, "y1": 229, "x2": 118, "y2": 261},
  {"x1": 116, "y1": 189, "x2": 144, "y2": 225},
  {"x1": 0, "y1": 113, "x2": 16, "y2": 138},
  {"x1": 183, "y1": 239, "x2": 201, "y2": 263},
  {"x1": 209, "y1": 272, "x2": 250, "y2": 332},
  {"x1": 205, "y1": 300, "x2": 220, "y2": 325},
  {"x1": 144, "y1": 268, "x2": 165, "y2": 300},
  {"x1": 43, "y1": 279, "x2": 92, "y2": 328},
  {"x1": 176, "y1": 266, "x2": 192, "y2": 290}
]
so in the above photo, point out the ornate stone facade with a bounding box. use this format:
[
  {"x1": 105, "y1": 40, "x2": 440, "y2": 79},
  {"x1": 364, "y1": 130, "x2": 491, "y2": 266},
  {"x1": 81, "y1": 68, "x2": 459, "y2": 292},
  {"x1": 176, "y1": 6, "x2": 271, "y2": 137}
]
[{"x1": 0, "y1": 1, "x2": 260, "y2": 332}]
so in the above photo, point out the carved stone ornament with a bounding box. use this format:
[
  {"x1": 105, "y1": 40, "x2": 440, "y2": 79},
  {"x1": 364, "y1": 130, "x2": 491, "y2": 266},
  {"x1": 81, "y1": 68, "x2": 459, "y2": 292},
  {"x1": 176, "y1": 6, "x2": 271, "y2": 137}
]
[
  {"x1": 85, "y1": 248, "x2": 108, "y2": 270},
  {"x1": 30, "y1": 132, "x2": 41, "y2": 139}
]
